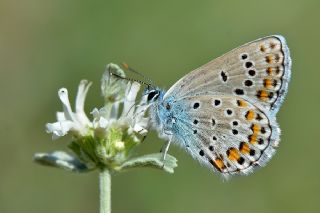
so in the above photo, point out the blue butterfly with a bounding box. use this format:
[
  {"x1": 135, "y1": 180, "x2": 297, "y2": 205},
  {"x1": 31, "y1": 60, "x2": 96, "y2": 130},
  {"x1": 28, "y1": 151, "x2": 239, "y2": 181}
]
[{"x1": 144, "y1": 35, "x2": 291, "y2": 178}]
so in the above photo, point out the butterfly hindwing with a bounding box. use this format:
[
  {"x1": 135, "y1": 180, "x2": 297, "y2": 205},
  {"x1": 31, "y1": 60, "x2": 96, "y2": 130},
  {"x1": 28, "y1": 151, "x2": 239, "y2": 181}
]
[
  {"x1": 164, "y1": 35, "x2": 291, "y2": 115},
  {"x1": 171, "y1": 95, "x2": 280, "y2": 177}
]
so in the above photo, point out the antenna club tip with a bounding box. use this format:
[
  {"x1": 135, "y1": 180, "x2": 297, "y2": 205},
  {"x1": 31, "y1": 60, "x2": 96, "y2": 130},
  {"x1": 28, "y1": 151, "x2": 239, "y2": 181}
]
[{"x1": 122, "y1": 62, "x2": 129, "y2": 70}]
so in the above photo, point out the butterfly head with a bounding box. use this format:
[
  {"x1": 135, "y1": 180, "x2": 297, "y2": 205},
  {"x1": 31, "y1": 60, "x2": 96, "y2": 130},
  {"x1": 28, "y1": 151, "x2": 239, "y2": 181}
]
[{"x1": 144, "y1": 87, "x2": 178, "y2": 137}]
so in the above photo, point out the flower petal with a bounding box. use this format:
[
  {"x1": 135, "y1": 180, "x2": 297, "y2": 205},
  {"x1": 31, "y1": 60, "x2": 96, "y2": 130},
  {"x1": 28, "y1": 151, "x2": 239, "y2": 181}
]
[
  {"x1": 98, "y1": 117, "x2": 109, "y2": 128},
  {"x1": 56, "y1": 112, "x2": 66, "y2": 122},
  {"x1": 133, "y1": 123, "x2": 148, "y2": 136},
  {"x1": 91, "y1": 108, "x2": 100, "y2": 119},
  {"x1": 110, "y1": 102, "x2": 119, "y2": 119},
  {"x1": 91, "y1": 108, "x2": 109, "y2": 128},
  {"x1": 46, "y1": 121, "x2": 74, "y2": 140},
  {"x1": 58, "y1": 88, "x2": 76, "y2": 121},
  {"x1": 75, "y1": 80, "x2": 92, "y2": 125},
  {"x1": 121, "y1": 82, "x2": 141, "y2": 117}
]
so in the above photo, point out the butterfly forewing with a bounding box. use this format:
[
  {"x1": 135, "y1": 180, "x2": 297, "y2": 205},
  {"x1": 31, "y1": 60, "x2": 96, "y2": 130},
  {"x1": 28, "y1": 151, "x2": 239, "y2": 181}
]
[
  {"x1": 172, "y1": 95, "x2": 280, "y2": 177},
  {"x1": 164, "y1": 35, "x2": 291, "y2": 115}
]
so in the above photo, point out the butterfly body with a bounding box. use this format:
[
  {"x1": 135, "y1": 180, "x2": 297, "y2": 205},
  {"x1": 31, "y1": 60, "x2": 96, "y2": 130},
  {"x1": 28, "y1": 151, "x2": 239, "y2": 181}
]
[{"x1": 145, "y1": 35, "x2": 291, "y2": 178}]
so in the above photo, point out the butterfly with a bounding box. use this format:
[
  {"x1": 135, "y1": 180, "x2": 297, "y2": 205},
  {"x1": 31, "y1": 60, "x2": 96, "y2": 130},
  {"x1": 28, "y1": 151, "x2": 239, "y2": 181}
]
[{"x1": 144, "y1": 35, "x2": 291, "y2": 178}]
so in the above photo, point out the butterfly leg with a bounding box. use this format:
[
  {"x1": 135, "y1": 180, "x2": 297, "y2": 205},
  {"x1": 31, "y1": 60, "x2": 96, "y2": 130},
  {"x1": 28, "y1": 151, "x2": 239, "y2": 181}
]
[{"x1": 160, "y1": 136, "x2": 173, "y2": 167}]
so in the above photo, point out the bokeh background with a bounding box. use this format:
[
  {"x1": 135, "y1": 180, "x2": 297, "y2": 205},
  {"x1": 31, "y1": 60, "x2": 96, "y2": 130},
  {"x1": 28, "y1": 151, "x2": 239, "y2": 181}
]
[{"x1": 1, "y1": 0, "x2": 319, "y2": 212}]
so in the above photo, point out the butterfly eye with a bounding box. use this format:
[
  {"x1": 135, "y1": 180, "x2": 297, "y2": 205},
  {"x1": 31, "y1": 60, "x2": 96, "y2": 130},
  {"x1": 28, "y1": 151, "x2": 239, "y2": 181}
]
[{"x1": 147, "y1": 90, "x2": 159, "y2": 101}]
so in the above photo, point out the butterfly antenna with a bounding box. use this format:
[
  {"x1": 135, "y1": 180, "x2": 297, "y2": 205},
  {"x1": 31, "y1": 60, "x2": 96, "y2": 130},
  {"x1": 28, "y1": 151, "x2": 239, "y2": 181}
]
[
  {"x1": 110, "y1": 71, "x2": 151, "y2": 88},
  {"x1": 122, "y1": 63, "x2": 155, "y2": 89}
]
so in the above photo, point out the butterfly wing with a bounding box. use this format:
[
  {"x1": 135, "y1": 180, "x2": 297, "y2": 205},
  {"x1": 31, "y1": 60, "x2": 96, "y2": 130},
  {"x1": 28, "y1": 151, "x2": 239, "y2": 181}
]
[
  {"x1": 164, "y1": 35, "x2": 291, "y2": 115},
  {"x1": 170, "y1": 95, "x2": 280, "y2": 177}
]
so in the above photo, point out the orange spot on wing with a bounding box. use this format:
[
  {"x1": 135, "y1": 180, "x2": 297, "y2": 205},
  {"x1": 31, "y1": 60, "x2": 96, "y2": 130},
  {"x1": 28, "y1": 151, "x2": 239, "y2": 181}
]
[
  {"x1": 237, "y1": 100, "x2": 247, "y2": 107},
  {"x1": 257, "y1": 90, "x2": 269, "y2": 101},
  {"x1": 248, "y1": 124, "x2": 261, "y2": 144},
  {"x1": 227, "y1": 148, "x2": 240, "y2": 161},
  {"x1": 249, "y1": 134, "x2": 257, "y2": 144},
  {"x1": 260, "y1": 45, "x2": 266, "y2": 52},
  {"x1": 240, "y1": 142, "x2": 250, "y2": 154},
  {"x1": 251, "y1": 124, "x2": 260, "y2": 134},
  {"x1": 266, "y1": 55, "x2": 273, "y2": 64},
  {"x1": 266, "y1": 67, "x2": 273, "y2": 75},
  {"x1": 245, "y1": 110, "x2": 255, "y2": 121},
  {"x1": 211, "y1": 158, "x2": 225, "y2": 172},
  {"x1": 263, "y1": 79, "x2": 273, "y2": 88},
  {"x1": 270, "y1": 43, "x2": 276, "y2": 49}
]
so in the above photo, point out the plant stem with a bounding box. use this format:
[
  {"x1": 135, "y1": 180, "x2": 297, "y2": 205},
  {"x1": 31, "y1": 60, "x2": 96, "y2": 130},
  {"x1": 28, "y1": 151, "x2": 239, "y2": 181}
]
[{"x1": 99, "y1": 168, "x2": 111, "y2": 213}]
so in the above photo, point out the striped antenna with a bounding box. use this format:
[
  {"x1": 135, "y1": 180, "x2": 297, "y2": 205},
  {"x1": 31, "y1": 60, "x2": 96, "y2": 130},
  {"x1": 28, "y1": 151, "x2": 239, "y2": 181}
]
[
  {"x1": 109, "y1": 71, "x2": 152, "y2": 88},
  {"x1": 122, "y1": 63, "x2": 155, "y2": 89}
]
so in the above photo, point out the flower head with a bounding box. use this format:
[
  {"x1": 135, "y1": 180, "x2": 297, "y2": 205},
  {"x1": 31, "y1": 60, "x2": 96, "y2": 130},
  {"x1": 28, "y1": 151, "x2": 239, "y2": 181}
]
[
  {"x1": 35, "y1": 63, "x2": 177, "y2": 173},
  {"x1": 43, "y1": 64, "x2": 149, "y2": 169}
]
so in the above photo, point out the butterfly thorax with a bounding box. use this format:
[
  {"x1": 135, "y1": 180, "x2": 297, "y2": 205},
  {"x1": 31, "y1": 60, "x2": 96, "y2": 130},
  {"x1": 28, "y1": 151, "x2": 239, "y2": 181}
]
[{"x1": 145, "y1": 88, "x2": 181, "y2": 138}]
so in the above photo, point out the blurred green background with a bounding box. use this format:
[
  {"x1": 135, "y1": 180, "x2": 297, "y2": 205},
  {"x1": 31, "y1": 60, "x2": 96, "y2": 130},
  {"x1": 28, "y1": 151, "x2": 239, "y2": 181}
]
[{"x1": 1, "y1": 0, "x2": 319, "y2": 212}]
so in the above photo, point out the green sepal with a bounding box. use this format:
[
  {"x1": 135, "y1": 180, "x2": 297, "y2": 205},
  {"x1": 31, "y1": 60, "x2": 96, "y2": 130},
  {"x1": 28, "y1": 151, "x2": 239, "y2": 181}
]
[
  {"x1": 33, "y1": 151, "x2": 95, "y2": 173},
  {"x1": 101, "y1": 63, "x2": 127, "y2": 103}
]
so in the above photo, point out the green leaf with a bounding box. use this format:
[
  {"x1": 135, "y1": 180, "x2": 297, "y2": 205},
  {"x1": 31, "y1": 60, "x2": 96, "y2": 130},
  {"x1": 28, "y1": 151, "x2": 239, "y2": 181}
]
[
  {"x1": 117, "y1": 153, "x2": 178, "y2": 174},
  {"x1": 33, "y1": 151, "x2": 95, "y2": 173}
]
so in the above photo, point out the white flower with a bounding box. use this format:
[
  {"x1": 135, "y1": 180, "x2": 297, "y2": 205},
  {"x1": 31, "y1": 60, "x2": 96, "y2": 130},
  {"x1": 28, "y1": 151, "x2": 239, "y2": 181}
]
[
  {"x1": 36, "y1": 63, "x2": 178, "y2": 174},
  {"x1": 46, "y1": 80, "x2": 92, "y2": 140},
  {"x1": 119, "y1": 81, "x2": 149, "y2": 136},
  {"x1": 46, "y1": 72, "x2": 149, "y2": 141},
  {"x1": 91, "y1": 81, "x2": 149, "y2": 138}
]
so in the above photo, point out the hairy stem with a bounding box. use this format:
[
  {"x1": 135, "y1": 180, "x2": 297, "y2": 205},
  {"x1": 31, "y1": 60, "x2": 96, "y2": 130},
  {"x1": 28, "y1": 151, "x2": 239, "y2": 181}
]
[{"x1": 99, "y1": 168, "x2": 111, "y2": 213}]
